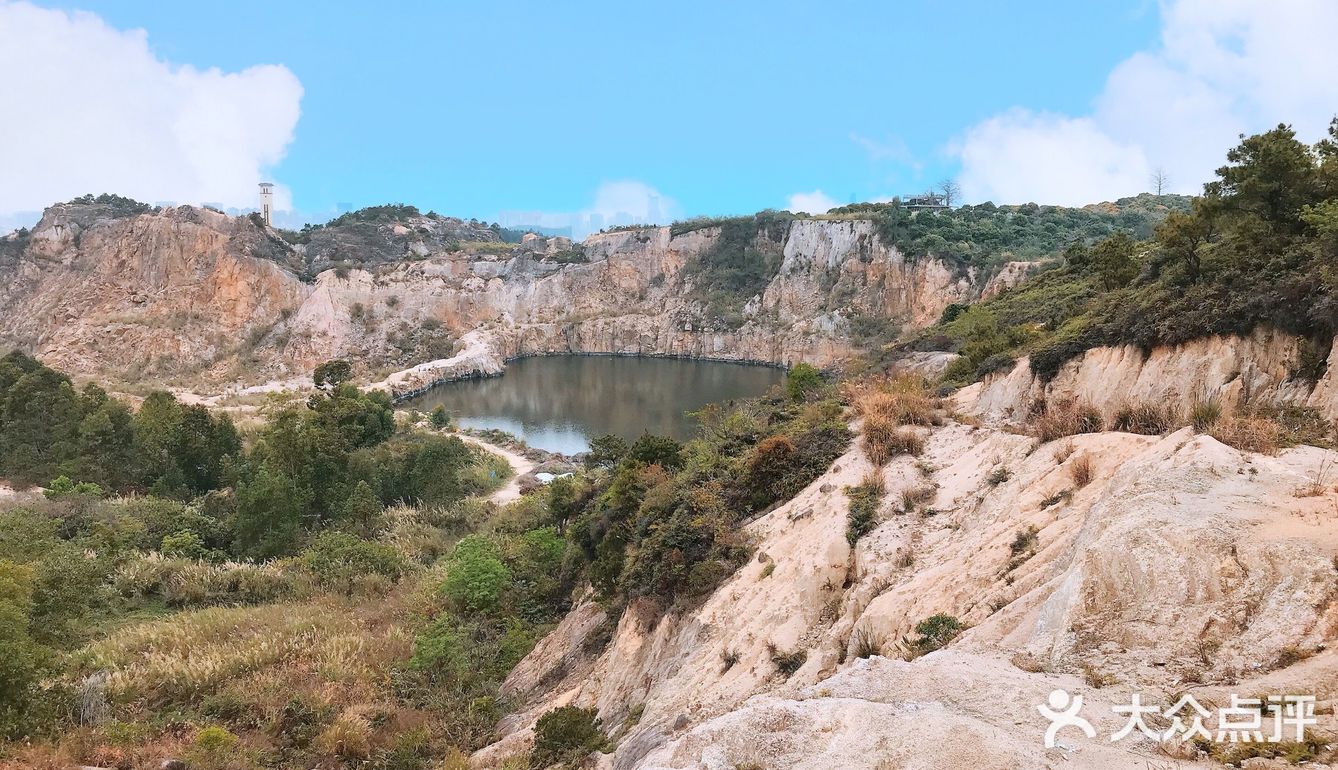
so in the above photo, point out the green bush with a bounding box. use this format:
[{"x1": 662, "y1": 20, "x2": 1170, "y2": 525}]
[
  {"x1": 845, "y1": 480, "x2": 884, "y2": 546},
  {"x1": 911, "y1": 614, "x2": 965, "y2": 656},
  {"x1": 439, "y1": 536, "x2": 511, "y2": 615},
  {"x1": 301, "y1": 532, "x2": 403, "y2": 594},
  {"x1": 785, "y1": 363, "x2": 823, "y2": 401},
  {"x1": 0, "y1": 560, "x2": 48, "y2": 738},
  {"x1": 531, "y1": 706, "x2": 605, "y2": 769},
  {"x1": 161, "y1": 530, "x2": 207, "y2": 560}
]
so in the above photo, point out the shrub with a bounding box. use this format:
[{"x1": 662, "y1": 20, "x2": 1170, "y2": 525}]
[
  {"x1": 766, "y1": 642, "x2": 807, "y2": 677},
  {"x1": 627, "y1": 432, "x2": 685, "y2": 470},
  {"x1": 785, "y1": 363, "x2": 823, "y2": 402},
  {"x1": 845, "y1": 476, "x2": 884, "y2": 546},
  {"x1": 43, "y1": 475, "x2": 105, "y2": 500},
  {"x1": 1009, "y1": 525, "x2": 1039, "y2": 556},
  {"x1": 160, "y1": 529, "x2": 207, "y2": 560},
  {"x1": 429, "y1": 405, "x2": 452, "y2": 430},
  {"x1": 1110, "y1": 401, "x2": 1177, "y2": 435},
  {"x1": 1210, "y1": 415, "x2": 1281, "y2": 454},
  {"x1": 439, "y1": 535, "x2": 510, "y2": 615},
  {"x1": 852, "y1": 627, "x2": 883, "y2": 659},
  {"x1": 531, "y1": 706, "x2": 605, "y2": 769},
  {"x1": 900, "y1": 483, "x2": 936, "y2": 513},
  {"x1": 301, "y1": 532, "x2": 403, "y2": 595},
  {"x1": 0, "y1": 560, "x2": 47, "y2": 739},
  {"x1": 186, "y1": 725, "x2": 240, "y2": 770},
  {"x1": 852, "y1": 375, "x2": 937, "y2": 426},
  {"x1": 1189, "y1": 396, "x2": 1223, "y2": 431},
  {"x1": 909, "y1": 614, "x2": 965, "y2": 656},
  {"x1": 1031, "y1": 399, "x2": 1104, "y2": 442}
]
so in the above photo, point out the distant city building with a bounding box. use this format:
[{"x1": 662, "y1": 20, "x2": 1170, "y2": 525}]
[{"x1": 258, "y1": 182, "x2": 274, "y2": 225}]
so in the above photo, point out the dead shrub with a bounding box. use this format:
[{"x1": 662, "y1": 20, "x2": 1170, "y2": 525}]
[
  {"x1": 1067, "y1": 454, "x2": 1093, "y2": 488},
  {"x1": 1031, "y1": 399, "x2": 1104, "y2": 443}
]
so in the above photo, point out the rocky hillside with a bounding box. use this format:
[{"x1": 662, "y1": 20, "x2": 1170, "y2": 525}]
[
  {"x1": 472, "y1": 404, "x2": 1338, "y2": 769},
  {"x1": 0, "y1": 202, "x2": 1030, "y2": 393}
]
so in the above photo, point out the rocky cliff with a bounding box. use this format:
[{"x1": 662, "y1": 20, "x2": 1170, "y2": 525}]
[
  {"x1": 957, "y1": 326, "x2": 1338, "y2": 423},
  {"x1": 472, "y1": 419, "x2": 1338, "y2": 769},
  {"x1": 0, "y1": 204, "x2": 992, "y2": 393}
]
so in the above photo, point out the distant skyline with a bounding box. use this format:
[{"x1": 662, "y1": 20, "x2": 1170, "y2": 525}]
[{"x1": 3, "y1": 0, "x2": 1338, "y2": 234}]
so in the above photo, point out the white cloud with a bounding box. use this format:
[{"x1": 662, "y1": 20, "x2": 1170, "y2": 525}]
[
  {"x1": 0, "y1": 1, "x2": 302, "y2": 217},
  {"x1": 955, "y1": 0, "x2": 1338, "y2": 205},
  {"x1": 498, "y1": 180, "x2": 680, "y2": 240},
  {"x1": 785, "y1": 189, "x2": 838, "y2": 214}
]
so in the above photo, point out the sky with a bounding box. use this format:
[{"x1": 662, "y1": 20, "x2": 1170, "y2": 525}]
[{"x1": 2, "y1": 0, "x2": 1337, "y2": 235}]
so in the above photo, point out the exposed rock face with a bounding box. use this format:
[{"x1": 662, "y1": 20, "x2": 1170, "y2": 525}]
[
  {"x1": 957, "y1": 326, "x2": 1338, "y2": 422},
  {"x1": 475, "y1": 422, "x2": 1338, "y2": 769},
  {"x1": 0, "y1": 204, "x2": 308, "y2": 383},
  {"x1": 0, "y1": 205, "x2": 986, "y2": 392}
]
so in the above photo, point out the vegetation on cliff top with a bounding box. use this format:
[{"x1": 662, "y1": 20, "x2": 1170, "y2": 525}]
[
  {"x1": 912, "y1": 120, "x2": 1338, "y2": 385},
  {"x1": 669, "y1": 196, "x2": 1185, "y2": 327}
]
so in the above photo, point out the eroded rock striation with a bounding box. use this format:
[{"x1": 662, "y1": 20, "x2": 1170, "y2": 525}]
[{"x1": 0, "y1": 204, "x2": 991, "y2": 394}]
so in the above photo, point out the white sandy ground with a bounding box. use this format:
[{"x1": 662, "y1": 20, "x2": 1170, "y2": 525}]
[
  {"x1": 473, "y1": 419, "x2": 1338, "y2": 770},
  {"x1": 457, "y1": 434, "x2": 538, "y2": 505}
]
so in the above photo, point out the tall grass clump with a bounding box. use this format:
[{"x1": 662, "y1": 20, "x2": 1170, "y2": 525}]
[
  {"x1": 850, "y1": 374, "x2": 939, "y2": 426},
  {"x1": 1210, "y1": 415, "x2": 1281, "y2": 454},
  {"x1": 1031, "y1": 398, "x2": 1104, "y2": 442},
  {"x1": 1109, "y1": 401, "x2": 1178, "y2": 435},
  {"x1": 1189, "y1": 395, "x2": 1223, "y2": 431},
  {"x1": 845, "y1": 473, "x2": 886, "y2": 546},
  {"x1": 114, "y1": 553, "x2": 303, "y2": 607}
]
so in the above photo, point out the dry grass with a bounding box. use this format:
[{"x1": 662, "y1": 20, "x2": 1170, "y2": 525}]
[
  {"x1": 862, "y1": 418, "x2": 926, "y2": 465},
  {"x1": 854, "y1": 375, "x2": 938, "y2": 466},
  {"x1": 1209, "y1": 414, "x2": 1281, "y2": 454},
  {"x1": 1052, "y1": 440, "x2": 1075, "y2": 464},
  {"x1": 849, "y1": 374, "x2": 939, "y2": 426},
  {"x1": 1067, "y1": 454, "x2": 1094, "y2": 488},
  {"x1": 900, "y1": 483, "x2": 936, "y2": 513},
  {"x1": 114, "y1": 553, "x2": 311, "y2": 607},
  {"x1": 1030, "y1": 398, "x2": 1104, "y2": 443},
  {"x1": 1109, "y1": 401, "x2": 1178, "y2": 435}
]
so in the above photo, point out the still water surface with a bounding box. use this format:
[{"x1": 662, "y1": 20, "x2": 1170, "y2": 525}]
[{"x1": 401, "y1": 355, "x2": 785, "y2": 454}]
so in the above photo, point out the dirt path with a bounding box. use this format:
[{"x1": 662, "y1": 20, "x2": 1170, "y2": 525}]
[{"x1": 458, "y1": 434, "x2": 537, "y2": 505}]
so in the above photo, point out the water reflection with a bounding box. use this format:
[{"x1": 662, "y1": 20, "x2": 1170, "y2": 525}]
[{"x1": 401, "y1": 355, "x2": 785, "y2": 454}]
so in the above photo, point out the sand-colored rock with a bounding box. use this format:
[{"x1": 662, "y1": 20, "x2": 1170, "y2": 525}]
[
  {"x1": 0, "y1": 205, "x2": 987, "y2": 393},
  {"x1": 475, "y1": 420, "x2": 1338, "y2": 769},
  {"x1": 958, "y1": 326, "x2": 1338, "y2": 423}
]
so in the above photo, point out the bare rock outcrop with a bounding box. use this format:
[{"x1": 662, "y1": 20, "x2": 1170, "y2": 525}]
[
  {"x1": 957, "y1": 326, "x2": 1338, "y2": 423},
  {"x1": 0, "y1": 204, "x2": 991, "y2": 392},
  {"x1": 476, "y1": 421, "x2": 1338, "y2": 768}
]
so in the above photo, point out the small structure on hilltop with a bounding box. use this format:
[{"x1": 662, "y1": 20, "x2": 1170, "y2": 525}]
[
  {"x1": 258, "y1": 182, "x2": 274, "y2": 226},
  {"x1": 903, "y1": 192, "x2": 949, "y2": 212}
]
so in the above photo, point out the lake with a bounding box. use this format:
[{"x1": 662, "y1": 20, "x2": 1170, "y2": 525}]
[{"x1": 401, "y1": 355, "x2": 786, "y2": 454}]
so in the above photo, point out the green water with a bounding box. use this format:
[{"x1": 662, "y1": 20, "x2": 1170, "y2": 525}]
[{"x1": 401, "y1": 355, "x2": 785, "y2": 454}]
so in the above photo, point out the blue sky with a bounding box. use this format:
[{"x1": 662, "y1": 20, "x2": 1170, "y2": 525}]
[{"x1": 5, "y1": 1, "x2": 1337, "y2": 232}]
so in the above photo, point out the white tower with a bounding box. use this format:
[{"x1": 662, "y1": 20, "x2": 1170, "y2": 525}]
[{"x1": 258, "y1": 182, "x2": 274, "y2": 226}]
